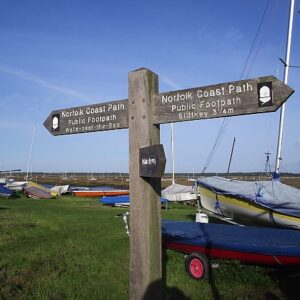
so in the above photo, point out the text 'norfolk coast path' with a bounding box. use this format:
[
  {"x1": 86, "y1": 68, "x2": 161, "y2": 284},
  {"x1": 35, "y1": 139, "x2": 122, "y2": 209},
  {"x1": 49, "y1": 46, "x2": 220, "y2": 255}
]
[
  {"x1": 44, "y1": 75, "x2": 293, "y2": 136},
  {"x1": 152, "y1": 75, "x2": 293, "y2": 124}
]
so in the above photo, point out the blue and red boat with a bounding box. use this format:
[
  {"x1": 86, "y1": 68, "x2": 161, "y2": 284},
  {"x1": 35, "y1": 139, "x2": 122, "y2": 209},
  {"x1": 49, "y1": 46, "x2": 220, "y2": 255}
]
[
  {"x1": 100, "y1": 195, "x2": 168, "y2": 207},
  {"x1": 0, "y1": 184, "x2": 13, "y2": 198},
  {"x1": 162, "y1": 220, "x2": 300, "y2": 279}
]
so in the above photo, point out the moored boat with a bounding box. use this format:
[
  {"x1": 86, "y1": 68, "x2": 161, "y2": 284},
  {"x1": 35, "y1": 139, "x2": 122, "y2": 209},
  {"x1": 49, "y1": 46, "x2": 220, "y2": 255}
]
[
  {"x1": 23, "y1": 185, "x2": 52, "y2": 199},
  {"x1": 100, "y1": 195, "x2": 168, "y2": 207},
  {"x1": 50, "y1": 185, "x2": 70, "y2": 195},
  {"x1": 5, "y1": 180, "x2": 27, "y2": 191},
  {"x1": 0, "y1": 184, "x2": 13, "y2": 198},
  {"x1": 198, "y1": 176, "x2": 300, "y2": 230},
  {"x1": 197, "y1": 1, "x2": 299, "y2": 231},
  {"x1": 73, "y1": 189, "x2": 129, "y2": 197},
  {"x1": 162, "y1": 183, "x2": 197, "y2": 202},
  {"x1": 27, "y1": 181, "x2": 58, "y2": 197}
]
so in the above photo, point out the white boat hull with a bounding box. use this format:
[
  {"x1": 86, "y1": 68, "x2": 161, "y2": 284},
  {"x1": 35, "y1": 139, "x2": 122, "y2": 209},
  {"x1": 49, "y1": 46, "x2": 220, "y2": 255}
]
[
  {"x1": 5, "y1": 181, "x2": 27, "y2": 191},
  {"x1": 162, "y1": 183, "x2": 197, "y2": 202}
]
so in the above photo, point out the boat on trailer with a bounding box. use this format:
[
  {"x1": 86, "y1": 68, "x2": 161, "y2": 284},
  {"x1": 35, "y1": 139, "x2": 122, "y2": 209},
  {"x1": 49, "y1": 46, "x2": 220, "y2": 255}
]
[{"x1": 162, "y1": 220, "x2": 300, "y2": 279}]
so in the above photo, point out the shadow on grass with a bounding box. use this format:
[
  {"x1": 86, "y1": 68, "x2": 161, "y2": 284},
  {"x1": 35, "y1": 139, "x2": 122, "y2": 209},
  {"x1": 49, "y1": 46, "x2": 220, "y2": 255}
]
[
  {"x1": 186, "y1": 214, "x2": 196, "y2": 221},
  {"x1": 144, "y1": 278, "x2": 190, "y2": 300},
  {"x1": 160, "y1": 248, "x2": 191, "y2": 300},
  {"x1": 268, "y1": 266, "x2": 300, "y2": 300}
]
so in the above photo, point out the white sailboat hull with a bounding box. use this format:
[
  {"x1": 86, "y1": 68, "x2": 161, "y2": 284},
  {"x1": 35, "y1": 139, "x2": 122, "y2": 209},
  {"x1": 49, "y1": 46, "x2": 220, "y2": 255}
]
[
  {"x1": 5, "y1": 181, "x2": 27, "y2": 191},
  {"x1": 162, "y1": 183, "x2": 197, "y2": 202}
]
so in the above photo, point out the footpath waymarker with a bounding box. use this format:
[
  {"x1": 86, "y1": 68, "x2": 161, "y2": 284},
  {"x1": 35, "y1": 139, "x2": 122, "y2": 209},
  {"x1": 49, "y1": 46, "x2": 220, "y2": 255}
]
[
  {"x1": 44, "y1": 76, "x2": 293, "y2": 136},
  {"x1": 152, "y1": 76, "x2": 294, "y2": 124},
  {"x1": 43, "y1": 99, "x2": 128, "y2": 135},
  {"x1": 44, "y1": 69, "x2": 294, "y2": 300},
  {"x1": 139, "y1": 144, "x2": 166, "y2": 178}
]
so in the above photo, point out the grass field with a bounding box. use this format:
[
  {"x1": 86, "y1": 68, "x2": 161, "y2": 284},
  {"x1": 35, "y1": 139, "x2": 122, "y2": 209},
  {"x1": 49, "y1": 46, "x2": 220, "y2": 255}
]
[{"x1": 1, "y1": 195, "x2": 300, "y2": 299}]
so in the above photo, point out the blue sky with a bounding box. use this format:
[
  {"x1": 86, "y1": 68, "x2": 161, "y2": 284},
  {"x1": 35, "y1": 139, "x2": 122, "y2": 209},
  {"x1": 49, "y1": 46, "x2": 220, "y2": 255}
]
[{"x1": 0, "y1": 0, "x2": 299, "y2": 174}]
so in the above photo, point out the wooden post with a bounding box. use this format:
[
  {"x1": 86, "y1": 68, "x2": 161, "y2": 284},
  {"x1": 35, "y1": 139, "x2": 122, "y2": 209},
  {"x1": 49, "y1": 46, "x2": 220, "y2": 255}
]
[{"x1": 128, "y1": 68, "x2": 162, "y2": 300}]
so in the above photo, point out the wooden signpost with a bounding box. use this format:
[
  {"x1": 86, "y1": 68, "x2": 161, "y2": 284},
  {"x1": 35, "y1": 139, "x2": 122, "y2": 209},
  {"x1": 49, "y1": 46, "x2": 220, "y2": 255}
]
[{"x1": 44, "y1": 69, "x2": 294, "y2": 300}]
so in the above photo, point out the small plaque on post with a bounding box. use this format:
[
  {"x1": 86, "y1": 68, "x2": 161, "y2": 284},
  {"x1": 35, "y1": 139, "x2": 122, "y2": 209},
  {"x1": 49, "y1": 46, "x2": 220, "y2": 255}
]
[{"x1": 139, "y1": 144, "x2": 166, "y2": 178}]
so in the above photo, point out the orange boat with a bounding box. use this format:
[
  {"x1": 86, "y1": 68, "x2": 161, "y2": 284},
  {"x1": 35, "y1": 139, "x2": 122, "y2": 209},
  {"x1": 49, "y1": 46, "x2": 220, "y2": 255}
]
[{"x1": 73, "y1": 189, "x2": 129, "y2": 197}]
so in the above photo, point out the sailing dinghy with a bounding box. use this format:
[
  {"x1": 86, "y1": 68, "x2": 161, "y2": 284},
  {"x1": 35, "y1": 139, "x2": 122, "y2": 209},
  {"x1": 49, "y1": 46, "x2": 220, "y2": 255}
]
[
  {"x1": 100, "y1": 195, "x2": 168, "y2": 207},
  {"x1": 198, "y1": 176, "x2": 300, "y2": 229},
  {"x1": 198, "y1": 0, "x2": 299, "y2": 230},
  {"x1": 24, "y1": 185, "x2": 52, "y2": 199},
  {"x1": 0, "y1": 184, "x2": 13, "y2": 198},
  {"x1": 162, "y1": 183, "x2": 197, "y2": 202}
]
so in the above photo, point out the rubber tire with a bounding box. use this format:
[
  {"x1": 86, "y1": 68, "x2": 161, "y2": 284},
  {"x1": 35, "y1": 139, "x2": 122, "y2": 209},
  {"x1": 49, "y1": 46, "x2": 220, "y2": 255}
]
[{"x1": 185, "y1": 252, "x2": 210, "y2": 280}]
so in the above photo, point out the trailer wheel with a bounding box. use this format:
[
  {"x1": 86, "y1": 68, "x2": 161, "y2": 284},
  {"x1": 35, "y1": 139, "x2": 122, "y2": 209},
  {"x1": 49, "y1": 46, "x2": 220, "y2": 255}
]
[{"x1": 185, "y1": 252, "x2": 209, "y2": 280}]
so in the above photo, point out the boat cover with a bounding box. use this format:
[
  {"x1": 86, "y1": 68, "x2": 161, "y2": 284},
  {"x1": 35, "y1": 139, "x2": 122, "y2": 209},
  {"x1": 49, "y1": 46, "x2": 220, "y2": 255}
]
[
  {"x1": 162, "y1": 183, "x2": 197, "y2": 201},
  {"x1": 197, "y1": 176, "x2": 300, "y2": 217},
  {"x1": 0, "y1": 184, "x2": 13, "y2": 197},
  {"x1": 162, "y1": 220, "x2": 300, "y2": 257},
  {"x1": 100, "y1": 195, "x2": 168, "y2": 205},
  {"x1": 24, "y1": 186, "x2": 52, "y2": 199}
]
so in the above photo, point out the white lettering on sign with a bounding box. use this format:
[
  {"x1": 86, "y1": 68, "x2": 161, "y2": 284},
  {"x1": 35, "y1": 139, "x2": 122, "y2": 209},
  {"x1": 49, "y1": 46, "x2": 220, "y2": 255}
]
[
  {"x1": 86, "y1": 106, "x2": 106, "y2": 114},
  {"x1": 87, "y1": 114, "x2": 117, "y2": 123},
  {"x1": 158, "y1": 81, "x2": 254, "y2": 121},
  {"x1": 197, "y1": 87, "x2": 225, "y2": 98},
  {"x1": 228, "y1": 82, "x2": 253, "y2": 94},
  {"x1": 142, "y1": 158, "x2": 157, "y2": 165},
  {"x1": 61, "y1": 109, "x2": 84, "y2": 118},
  {"x1": 68, "y1": 118, "x2": 86, "y2": 126},
  {"x1": 171, "y1": 103, "x2": 196, "y2": 112},
  {"x1": 203, "y1": 97, "x2": 241, "y2": 108},
  {"x1": 179, "y1": 111, "x2": 208, "y2": 120},
  {"x1": 161, "y1": 91, "x2": 193, "y2": 104},
  {"x1": 55, "y1": 101, "x2": 127, "y2": 134},
  {"x1": 108, "y1": 103, "x2": 125, "y2": 111}
]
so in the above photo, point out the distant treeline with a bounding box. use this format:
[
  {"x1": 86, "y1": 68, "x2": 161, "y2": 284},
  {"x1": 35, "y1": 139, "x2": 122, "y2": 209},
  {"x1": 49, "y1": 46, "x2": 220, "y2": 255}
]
[{"x1": 6, "y1": 171, "x2": 300, "y2": 178}]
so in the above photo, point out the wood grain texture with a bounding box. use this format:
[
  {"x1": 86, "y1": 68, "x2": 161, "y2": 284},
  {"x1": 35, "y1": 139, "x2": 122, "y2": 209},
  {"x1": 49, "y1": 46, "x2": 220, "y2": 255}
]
[{"x1": 128, "y1": 68, "x2": 162, "y2": 300}]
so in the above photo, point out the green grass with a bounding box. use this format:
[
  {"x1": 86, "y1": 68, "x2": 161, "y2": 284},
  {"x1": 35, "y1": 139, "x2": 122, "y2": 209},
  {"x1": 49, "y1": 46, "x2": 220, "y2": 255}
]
[{"x1": 1, "y1": 196, "x2": 300, "y2": 299}]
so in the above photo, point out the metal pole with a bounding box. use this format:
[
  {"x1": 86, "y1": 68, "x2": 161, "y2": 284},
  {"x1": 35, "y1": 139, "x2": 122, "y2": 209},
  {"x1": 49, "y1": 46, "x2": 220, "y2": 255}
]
[
  {"x1": 171, "y1": 123, "x2": 175, "y2": 184},
  {"x1": 275, "y1": 0, "x2": 295, "y2": 174},
  {"x1": 227, "y1": 137, "x2": 236, "y2": 175},
  {"x1": 26, "y1": 125, "x2": 36, "y2": 181}
]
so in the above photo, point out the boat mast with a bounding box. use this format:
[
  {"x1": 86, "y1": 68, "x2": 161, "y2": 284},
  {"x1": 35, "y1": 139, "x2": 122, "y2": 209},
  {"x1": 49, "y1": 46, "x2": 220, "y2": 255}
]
[
  {"x1": 274, "y1": 0, "x2": 295, "y2": 175},
  {"x1": 26, "y1": 125, "x2": 36, "y2": 181},
  {"x1": 227, "y1": 137, "x2": 236, "y2": 175},
  {"x1": 171, "y1": 123, "x2": 175, "y2": 184}
]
